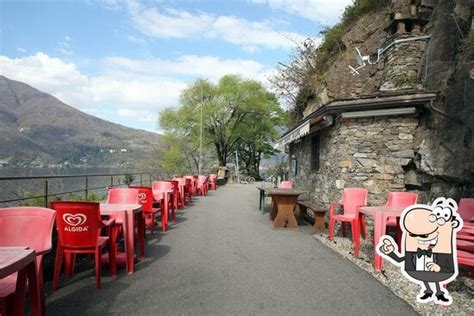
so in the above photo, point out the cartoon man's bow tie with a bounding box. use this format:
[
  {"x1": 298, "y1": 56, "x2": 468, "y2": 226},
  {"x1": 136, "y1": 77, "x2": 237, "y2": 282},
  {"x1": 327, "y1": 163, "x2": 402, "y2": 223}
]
[{"x1": 416, "y1": 248, "x2": 433, "y2": 258}]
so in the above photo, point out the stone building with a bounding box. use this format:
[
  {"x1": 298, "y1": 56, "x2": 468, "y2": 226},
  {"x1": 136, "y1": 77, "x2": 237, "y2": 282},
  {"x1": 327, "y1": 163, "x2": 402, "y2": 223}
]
[{"x1": 276, "y1": 0, "x2": 473, "y2": 210}]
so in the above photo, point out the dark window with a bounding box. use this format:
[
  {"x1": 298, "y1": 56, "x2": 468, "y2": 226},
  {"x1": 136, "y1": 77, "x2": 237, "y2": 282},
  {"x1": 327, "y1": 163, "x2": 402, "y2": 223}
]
[{"x1": 311, "y1": 135, "x2": 320, "y2": 171}]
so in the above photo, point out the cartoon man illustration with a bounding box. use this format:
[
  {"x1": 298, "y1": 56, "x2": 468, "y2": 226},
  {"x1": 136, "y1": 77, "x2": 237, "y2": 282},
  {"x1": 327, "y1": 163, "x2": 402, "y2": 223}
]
[{"x1": 377, "y1": 197, "x2": 463, "y2": 305}]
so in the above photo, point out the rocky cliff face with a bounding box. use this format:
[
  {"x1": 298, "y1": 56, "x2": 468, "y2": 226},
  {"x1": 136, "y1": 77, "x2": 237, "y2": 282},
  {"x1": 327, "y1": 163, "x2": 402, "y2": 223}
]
[{"x1": 294, "y1": 0, "x2": 473, "y2": 202}]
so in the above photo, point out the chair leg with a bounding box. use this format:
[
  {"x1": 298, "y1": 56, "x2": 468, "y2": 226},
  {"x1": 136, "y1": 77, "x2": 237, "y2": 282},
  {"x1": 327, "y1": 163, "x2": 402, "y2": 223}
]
[
  {"x1": 68, "y1": 254, "x2": 76, "y2": 276},
  {"x1": 110, "y1": 226, "x2": 117, "y2": 277},
  {"x1": 95, "y1": 246, "x2": 102, "y2": 289},
  {"x1": 341, "y1": 222, "x2": 346, "y2": 237},
  {"x1": 53, "y1": 246, "x2": 64, "y2": 290},
  {"x1": 351, "y1": 219, "x2": 360, "y2": 257},
  {"x1": 360, "y1": 215, "x2": 367, "y2": 240},
  {"x1": 329, "y1": 216, "x2": 335, "y2": 240},
  {"x1": 396, "y1": 225, "x2": 402, "y2": 249},
  {"x1": 150, "y1": 214, "x2": 155, "y2": 234},
  {"x1": 38, "y1": 265, "x2": 46, "y2": 315}
]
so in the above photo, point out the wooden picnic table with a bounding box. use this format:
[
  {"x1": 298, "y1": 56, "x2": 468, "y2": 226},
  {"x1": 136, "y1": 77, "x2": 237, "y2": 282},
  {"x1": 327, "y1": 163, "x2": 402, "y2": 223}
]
[
  {"x1": 0, "y1": 247, "x2": 41, "y2": 315},
  {"x1": 265, "y1": 188, "x2": 304, "y2": 229}
]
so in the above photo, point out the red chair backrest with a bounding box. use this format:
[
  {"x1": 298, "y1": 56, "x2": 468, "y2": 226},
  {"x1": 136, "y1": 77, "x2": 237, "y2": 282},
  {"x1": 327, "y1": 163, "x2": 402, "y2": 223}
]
[
  {"x1": 50, "y1": 201, "x2": 103, "y2": 248},
  {"x1": 185, "y1": 178, "x2": 192, "y2": 187},
  {"x1": 106, "y1": 188, "x2": 139, "y2": 204},
  {"x1": 458, "y1": 198, "x2": 474, "y2": 221},
  {"x1": 172, "y1": 178, "x2": 186, "y2": 186},
  {"x1": 184, "y1": 176, "x2": 194, "y2": 187},
  {"x1": 129, "y1": 186, "x2": 153, "y2": 213},
  {"x1": 152, "y1": 181, "x2": 173, "y2": 191},
  {"x1": 0, "y1": 207, "x2": 56, "y2": 256},
  {"x1": 342, "y1": 188, "x2": 368, "y2": 216},
  {"x1": 385, "y1": 192, "x2": 418, "y2": 208},
  {"x1": 279, "y1": 181, "x2": 293, "y2": 189},
  {"x1": 198, "y1": 175, "x2": 207, "y2": 183},
  {"x1": 164, "y1": 180, "x2": 179, "y2": 194}
]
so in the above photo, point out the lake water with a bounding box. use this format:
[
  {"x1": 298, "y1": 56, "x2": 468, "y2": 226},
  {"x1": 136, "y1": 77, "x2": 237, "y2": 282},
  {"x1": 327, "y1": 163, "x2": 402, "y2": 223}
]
[{"x1": 0, "y1": 167, "x2": 153, "y2": 205}]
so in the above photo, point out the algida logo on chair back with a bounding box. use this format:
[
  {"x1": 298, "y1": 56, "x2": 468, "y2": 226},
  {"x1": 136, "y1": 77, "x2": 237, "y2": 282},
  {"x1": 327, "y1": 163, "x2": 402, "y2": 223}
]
[{"x1": 63, "y1": 213, "x2": 88, "y2": 232}]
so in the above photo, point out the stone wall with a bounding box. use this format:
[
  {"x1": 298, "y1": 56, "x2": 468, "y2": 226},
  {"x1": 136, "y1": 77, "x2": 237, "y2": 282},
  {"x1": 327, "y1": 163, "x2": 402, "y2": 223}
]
[
  {"x1": 292, "y1": 0, "x2": 474, "y2": 205},
  {"x1": 290, "y1": 115, "x2": 420, "y2": 210},
  {"x1": 379, "y1": 37, "x2": 427, "y2": 91}
]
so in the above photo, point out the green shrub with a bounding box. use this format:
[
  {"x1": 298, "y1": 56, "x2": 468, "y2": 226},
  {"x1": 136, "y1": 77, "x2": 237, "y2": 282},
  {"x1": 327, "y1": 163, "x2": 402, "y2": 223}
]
[{"x1": 122, "y1": 174, "x2": 135, "y2": 186}]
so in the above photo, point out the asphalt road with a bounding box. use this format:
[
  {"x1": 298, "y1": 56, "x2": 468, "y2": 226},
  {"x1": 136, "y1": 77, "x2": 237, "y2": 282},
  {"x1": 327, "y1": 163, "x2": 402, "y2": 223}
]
[{"x1": 45, "y1": 183, "x2": 416, "y2": 315}]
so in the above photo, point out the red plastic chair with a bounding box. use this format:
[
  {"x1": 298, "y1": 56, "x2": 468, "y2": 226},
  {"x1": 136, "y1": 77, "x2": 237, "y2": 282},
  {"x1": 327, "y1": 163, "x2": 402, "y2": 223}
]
[
  {"x1": 185, "y1": 176, "x2": 196, "y2": 196},
  {"x1": 107, "y1": 188, "x2": 140, "y2": 205},
  {"x1": 208, "y1": 174, "x2": 218, "y2": 190},
  {"x1": 172, "y1": 177, "x2": 187, "y2": 208},
  {"x1": 129, "y1": 186, "x2": 161, "y2": 234},
  {"x1": 152, "y1": 181, "x2": 174, "y2": 230},
  {"x1": 457, "y1": 249, "x2": 474, "y2": 277},
  {"x1": 0, "y1": 207, "x2": 56, "y2": 315},
  {"x1": 106, "y1": 188, "x2": 143, "y2": 253},
  {"x1": 458, "y1": 198, "x2": 474, "y2": 222},
  {"x1": 328, "y1": 188, "x2": 368, "y2": 257},
  {"x1": 196, "y1": 175, "x2": 208, "y2": 196},
  {"x1": 164, "y1": 180, "x2": 180, "y2": 210},
  {"x1": 184, "y1": 178, "x2": 193, "y2": 203},
  {"x1": 384, "y1": 192, "x2": 418, "y2": 247},
  {"x1": 50, "y1": 201, "x2": 116, "y2": 289},
  {"x1": 279, "y1": 181, "x2": 293, "y2": 189},
  {"x1": 456, "y1": 226, "x2": 474, "y2": 277}
]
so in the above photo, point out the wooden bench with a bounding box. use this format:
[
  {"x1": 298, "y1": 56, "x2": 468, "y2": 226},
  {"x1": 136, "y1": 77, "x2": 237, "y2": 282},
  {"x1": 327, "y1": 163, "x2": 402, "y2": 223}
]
[{"x1": 297, "y1": 200, "x2": 327, "y2": 230}]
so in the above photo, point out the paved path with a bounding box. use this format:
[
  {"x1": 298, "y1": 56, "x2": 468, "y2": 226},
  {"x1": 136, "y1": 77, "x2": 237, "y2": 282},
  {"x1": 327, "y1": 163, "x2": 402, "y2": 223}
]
[{"x1": 46, "y1": 183, "x2": 415, "y2": 315}]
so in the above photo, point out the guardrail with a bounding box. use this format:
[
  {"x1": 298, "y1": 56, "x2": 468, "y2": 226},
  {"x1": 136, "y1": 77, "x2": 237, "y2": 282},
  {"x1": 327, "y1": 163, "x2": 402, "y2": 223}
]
[{"x1": 0, "y1": 172, "x2": 158, "y2": 207}]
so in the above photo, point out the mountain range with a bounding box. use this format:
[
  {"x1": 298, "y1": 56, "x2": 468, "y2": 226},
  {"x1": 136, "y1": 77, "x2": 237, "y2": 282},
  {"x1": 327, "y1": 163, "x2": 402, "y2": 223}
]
[{"x1": 0, "y1": 75, "x2": 161, "y2": 168}]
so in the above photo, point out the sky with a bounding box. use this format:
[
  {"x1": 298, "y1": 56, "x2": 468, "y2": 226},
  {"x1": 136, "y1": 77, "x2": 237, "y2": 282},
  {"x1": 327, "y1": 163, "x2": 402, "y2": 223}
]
[{"x1": 0, "y1": 0, "x2": 352, "y2": 132}]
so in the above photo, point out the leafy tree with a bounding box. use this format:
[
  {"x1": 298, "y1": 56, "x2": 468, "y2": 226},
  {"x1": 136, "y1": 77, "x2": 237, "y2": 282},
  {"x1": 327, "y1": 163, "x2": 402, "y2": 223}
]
[{"x1": 159, "y1": 75, "x2": 284, "y2": 174}]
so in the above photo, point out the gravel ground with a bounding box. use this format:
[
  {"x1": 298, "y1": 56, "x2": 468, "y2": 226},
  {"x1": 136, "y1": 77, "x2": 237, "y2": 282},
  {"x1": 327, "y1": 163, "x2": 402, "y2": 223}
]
[
  {"x1": 45, "y1": 183, "x2": 415, "y2": 315},
  {"x1": 313, "y1": 227, "x2": 474, "y2": 315}
]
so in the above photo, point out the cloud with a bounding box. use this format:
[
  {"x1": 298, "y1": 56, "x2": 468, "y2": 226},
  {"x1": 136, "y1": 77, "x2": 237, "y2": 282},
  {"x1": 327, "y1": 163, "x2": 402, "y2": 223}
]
[
  {"x1": 127, "y1": 35, "x2": 147, "y2": 45},
  {"x1": 121, "y1": 1, "x2": 306, "y2": 50},
  {"x1": 104, "y1": 55, "x2": 265, "y2": 81},
  {"x1": 0, "y1": 52, "x2": 271, "y2": 130},
  {"x1": 57, "y1": 35, "x2": 74, "y2": 56},
  {"x1": 16, "y1": 48, "x2": 27, "y2": 53},
  {"x1": 251, "y1": 0, "x2": 353, "y2": 26},
  {"x1": 0, "y1": 53, "x2": 89, "y2": 106}
]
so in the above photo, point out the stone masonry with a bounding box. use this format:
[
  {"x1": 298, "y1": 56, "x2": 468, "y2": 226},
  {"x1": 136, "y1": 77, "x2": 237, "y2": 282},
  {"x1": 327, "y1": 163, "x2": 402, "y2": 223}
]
[
  {"x1": 290, "y1": 115, "x2": 419, "y2": 214},
  {"x1": 287, "y1": 0, "x2": 473, "y2": 221}
]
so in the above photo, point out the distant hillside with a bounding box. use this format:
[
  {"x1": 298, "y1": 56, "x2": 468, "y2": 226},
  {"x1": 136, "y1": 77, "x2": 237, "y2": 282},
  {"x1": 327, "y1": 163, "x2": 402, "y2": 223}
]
[{"x1": 0, "y1": 75, "x2": 161, "y2": 168}]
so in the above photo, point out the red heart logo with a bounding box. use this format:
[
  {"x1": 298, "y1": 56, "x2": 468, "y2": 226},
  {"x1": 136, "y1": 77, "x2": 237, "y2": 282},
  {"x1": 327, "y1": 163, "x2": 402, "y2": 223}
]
[
  {"x1": 138, "y1": 193, "x2": 147, "y2": 203},
  {"x1": 63, "y1": 213, "x2": 87, "y2": 226}
]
